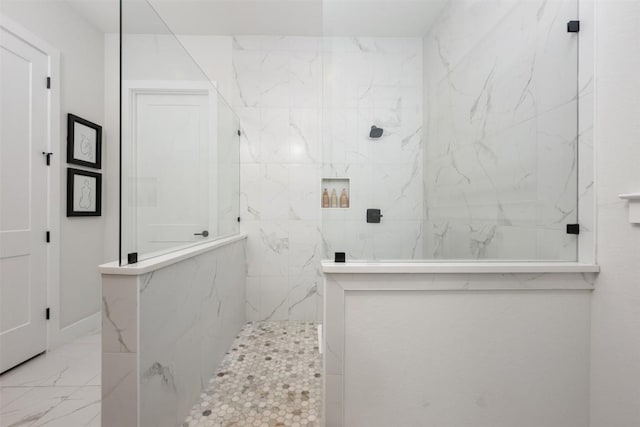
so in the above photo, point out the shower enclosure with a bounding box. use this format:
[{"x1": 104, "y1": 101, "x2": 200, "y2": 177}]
[
  {"x1": 119, "y1": 0, "x2": 240, "y2": 265},
  {"x1": 321, "y1": 0, "x2": 582, "y2": 262},
  {"x1": 107, "y1": 0, "x2": 595, "y2": 426},
  {"x1": 319, "y1": 3, "x2": 595, "y2": 426},
  {"x1": 118, "y1": 0, "x2": 584, "y2": 267}
]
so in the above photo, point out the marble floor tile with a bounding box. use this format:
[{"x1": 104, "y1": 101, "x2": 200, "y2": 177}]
[
  {"x1": 183, "y1": 321, "x2": 322, "y2": 427},
  {"x1": 0, "y1": 331, "x2": 101, "y2": 427},
  {"x1": 30, "y1": 386, "x2": 101, "y2": 427},
  {"x1": 85, "y1": 375, "x2": 101, "y2": 386},
  {"x1": 0, "y1": 385, "x2": 79, "y2": 426},
  {"x1": 2, "y1": 324, "x2": 322, "y2": 427},
  {"x1": 0, "y1": 341, "x2": 100, "y2": 388},
  {"x1": 85, "y1": 413, "x2": 101, "y2": 427},
  {"x1": 0, "y1": 386, "x2": 32, "y2": 409}
]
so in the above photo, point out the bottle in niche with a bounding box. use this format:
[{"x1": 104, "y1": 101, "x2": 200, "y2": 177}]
[
  {"x1": 330, "y1": 189, "x2": 338, "y2": 208},
  {"x1": 322, "y1": 188, "x2": 330, "y2": 208},
  {"x1": 340, "y1": 188, "x2": 349, "y2": 208}
]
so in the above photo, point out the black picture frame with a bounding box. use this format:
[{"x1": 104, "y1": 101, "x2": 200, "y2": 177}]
[
  {"x1": 67, "y1": 113, "x2": 102, "y2": 169},
  {"x1": 67, "y1": 168, "x2": 102, "y2": 217}
]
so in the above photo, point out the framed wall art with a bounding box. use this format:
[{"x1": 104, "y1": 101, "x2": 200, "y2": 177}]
[
  {"x1": 67, "y1": 113, "x2": 102, "y2": 169},
  {"x1": 67, "y1": 168, "x2": 102, "y2": 217}
]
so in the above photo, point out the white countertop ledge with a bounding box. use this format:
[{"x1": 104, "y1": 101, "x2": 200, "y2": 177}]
[
  {"x1": 99, "y1": 233, "x2": 247, "y2": 276},
  {"x1": 321, "y1": 261, "x2": 600, "y2": 274},
  {"x1": 619, "y1": 193, "x2": 640, "y2": 200}
]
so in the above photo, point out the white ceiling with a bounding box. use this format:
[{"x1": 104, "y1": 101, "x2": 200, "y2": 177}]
[
  {"x1": 66, "y1": 0, "x2": 449, "y2": 37},
  {"x1": 323, "y1": 0, "x2": 449, "y2": 37}
]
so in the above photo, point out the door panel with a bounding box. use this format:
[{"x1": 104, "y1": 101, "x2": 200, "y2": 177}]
[
  {"x1": 0, "y1": 27, "x2": 49, "y2": 373},
  {"x1": 132, "y1": 91, "x2": 213, "y2": 256}
]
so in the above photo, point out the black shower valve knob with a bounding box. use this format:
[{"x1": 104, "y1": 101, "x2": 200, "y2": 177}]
[{"x1": 367, "y1": 209, "x2": 382, "y2": 223}]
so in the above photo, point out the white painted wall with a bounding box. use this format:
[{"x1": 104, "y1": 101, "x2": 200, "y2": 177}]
[
  {"x1": 589, "y1": 0, "x2": 640, "y2": 425},
  {"x1": 323, "y1": 272, "x2": 594, "y2": 427},
  {"x1": 1, "y1": 1, "x2": 105, "y2": 335},
  {"x1": 345, "y1": 292, "x2": 590, "y2": 427}
]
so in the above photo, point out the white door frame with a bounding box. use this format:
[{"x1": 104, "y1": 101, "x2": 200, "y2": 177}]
[
  {"x1": 0, "y1": 15, "x2": 62, "y2": 350},
  {"x1": 121, "y1": 80, "x2": 218, "y2": 263}
]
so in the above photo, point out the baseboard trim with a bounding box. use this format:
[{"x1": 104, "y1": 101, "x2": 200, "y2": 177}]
[{"x1": 49, "y1": 311, "x2": 101, "y2": 350}]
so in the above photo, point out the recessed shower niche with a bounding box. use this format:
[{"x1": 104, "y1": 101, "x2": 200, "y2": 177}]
[{"x1": 321, "y1": 178, "x2": 350, "y2": 209}]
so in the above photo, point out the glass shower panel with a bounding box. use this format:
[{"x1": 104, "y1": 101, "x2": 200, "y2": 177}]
[
  {"x1": 321, "y1": 0, "x2": 579, "y2": 261},
  {"x1": 216, "y1": 97, "x2": 241, "y2": 240},
  {"x1": 422, "y1": 0, "x2": 579, "y2": 261},
  {"x1": 120, "y1": 0, "x2": 240, "y2": 265}
]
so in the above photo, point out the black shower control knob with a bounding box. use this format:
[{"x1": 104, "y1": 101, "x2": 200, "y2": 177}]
[
  {"x1": 367, "y1": 209, "x2": 382, "y2": 223},
  {"x1": 369, "y1": 125, "x2": 384, "y2": 138}
]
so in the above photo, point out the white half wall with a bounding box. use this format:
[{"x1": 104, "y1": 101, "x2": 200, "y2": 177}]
[
  {"x1": 344, "y1": 291, "x2": 590, "y2": 427},
  {"x1": 101, "y1": 236, "x2": 247, "y2": 427},
  {"x1": 1, "y1": 1, "x2": 105, "y2": 340},
  {"x1": 324, "y1": 272, "x2": 594, "y2": 427}
]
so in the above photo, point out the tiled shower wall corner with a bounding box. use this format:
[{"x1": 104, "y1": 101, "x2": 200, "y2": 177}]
[
  {"x1": 234, "y1": 36, "x2": 324, "y2": 323},
  {"x1": 233, "y1": 36, "x2": 425, "y2": 321}
]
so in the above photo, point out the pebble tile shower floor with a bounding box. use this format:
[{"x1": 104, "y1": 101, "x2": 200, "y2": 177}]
[{"x1": 183, "y1": 321, "x2": 322, "y2": 427}]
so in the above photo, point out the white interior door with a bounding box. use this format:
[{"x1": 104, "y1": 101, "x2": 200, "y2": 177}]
[
  {"x1": 0, "y1": 27, "x2": 49, "y2": 373},
  {"x1": 131, "y1": 89, "x2": 215, "y2": 256}
]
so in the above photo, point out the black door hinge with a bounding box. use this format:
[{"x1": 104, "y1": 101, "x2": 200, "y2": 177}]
[
  {"x1": 45, "y1": 231, "x2": 50, "y2": 243},
  {"x1": 237, "y1": 217, "x2": 241, "y2": 222},
  {"x1": 46, "y1": 77, "x2": 51, "y2": 89},
  {"x1": 566, "y1": 224, "x2": 580, "y2": 235},
  {"x1": 237, "y1": 129, "x2": 241, "y2": 137},
  {"x1": 46, "y1": 307, "x2": 50, "y2": 320},
  {"x1": 42, "y1": 152, "x2": 53, "y2": 166},
  {"x1": 567, "y1": 21, "x2": 580, "y2": 33},
  {"x1": 128, "y1": 252, "x2": 138, "y2": 264}
]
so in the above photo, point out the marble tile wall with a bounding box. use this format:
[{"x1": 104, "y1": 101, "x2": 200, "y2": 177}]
[
  {"x1": 232, "y1": 36, "x2": 425, "y2": 322},
  {"x1": 322, "y1": 37, "x2": 425, "y2": 261},
  {"x1": 232, "y1": 36, "x2": 324, "y2": 323},
  {"x1": 139, "y1": 239, "x2": 246, "y2": 427},
  {"x1": 101, "y1": 237, "x2": 246, "y2": 427},
  {"x1": 422, "y1": 0, "x2": 581, "y2": 260},
  {"x1": 102, "y1": 274, "x2": 138, "y2": 427}
]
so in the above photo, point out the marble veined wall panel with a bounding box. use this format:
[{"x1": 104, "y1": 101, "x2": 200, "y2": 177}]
[
  {"x1": 101, "y1": 238, "x2": 246, "y2": 427},
  {"x1": 138, "y1": 239, "x2": 246, "y2": 427},
  {"x1": 423, "y1": 0, "x2": 580, "y2": 260},
  {"x1": 233, "y1": 36, "x2": 425, "y2": 321}
]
